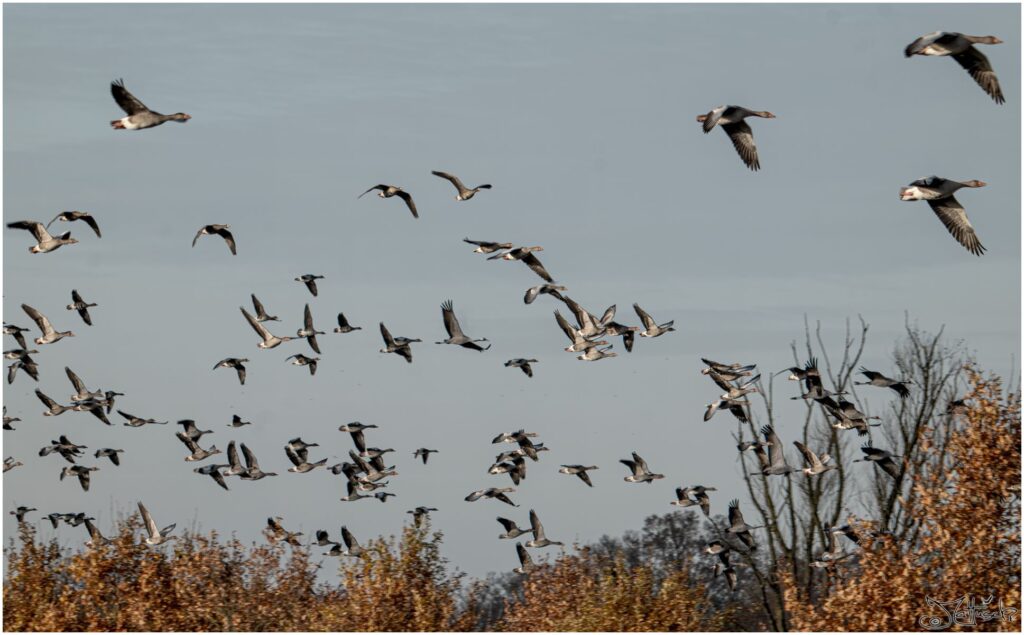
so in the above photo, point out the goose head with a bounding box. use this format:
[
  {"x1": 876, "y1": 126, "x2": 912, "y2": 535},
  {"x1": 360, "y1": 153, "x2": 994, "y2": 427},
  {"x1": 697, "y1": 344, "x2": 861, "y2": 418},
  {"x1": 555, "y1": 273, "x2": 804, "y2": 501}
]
[{"x1": 171, "y1": 113, "x2": 191, "y2": 122}]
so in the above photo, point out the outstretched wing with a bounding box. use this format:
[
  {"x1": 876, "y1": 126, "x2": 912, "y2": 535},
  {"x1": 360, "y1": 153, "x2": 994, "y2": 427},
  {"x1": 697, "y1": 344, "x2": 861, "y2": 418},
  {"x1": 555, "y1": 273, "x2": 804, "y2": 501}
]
[
  {"x1": 721, "y1": 120, "x2": 760, "y2": 171},
  {"x1": 520, "y1": 253, "x2": 553, "y2": 283},
  {"x1": 633, "y1": 303, "x2": 655, "y2": 330},
  {"x1": 214, "y1": 227, "x2": 237, "y2": 255},
  {"x1": 138, "y1": 501, "x2": 160, "y2": 538},
  {"x1": 952, "y1": 46, "x2": 1004, "y2": 104},
  {"x1": 441, "y1": 300, "x2": 463, "y2": 338},
  {"x1": 241, "y1": 307, "x2": 272, "y2": 341},
  {"x1": 379, "y1": 322, "x2": 395, "y2": 347},
  {"x1": 22, "y1": 304, "x2": 53, "y2": 335},
  {"x1": 395, "y1": 190, "x2": 418, "y2": 218},
  {"x1": 358, "y1": 184, "x2": 387, "y2": 198},
  {"x1": 111, "y1": 79, "x2": 151, "y2": 116},
  {"x1": 7, "y1": 221, "x2": 49, "y2": 242},
  {"x1": 431, "y1": 170, "x2": 467, "y2": 192},
  {"x1": 926, "y1": 196, "x2": 986, "y2": 256},
  {"x1": 65, "y1": 367, "x2": 88, "y2": 394}
]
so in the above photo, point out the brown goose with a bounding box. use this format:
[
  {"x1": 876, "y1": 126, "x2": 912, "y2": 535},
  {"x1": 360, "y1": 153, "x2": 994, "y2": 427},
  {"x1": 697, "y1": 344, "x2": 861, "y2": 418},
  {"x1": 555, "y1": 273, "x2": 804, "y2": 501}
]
[
  {"x1": 7, "y1": 221, "x2": 79, "y2": 253},
  {"x1": 904, "y1": 32, "x2": 1004, "y2": 103},
  {"x1": 359, "y1": 184, "x2": 418, "y2": 218},
  {"x1": 697, "y1": 106, "x2": 775, "y2": 171},
  {"x1": 22, "y1": 304, "x2": 74, "y2": 345},
  {"x1": 110, "y1": 79, "x2": 191, "y2": 130},
  {"x1": 192, "y1": 224, "x2": 236, "y2": 255},
  {"x1": 899, "y1": 176, "x2": 987, "y2": 256},
  {"x1": 47, "y1": 211, "x2": 101, "y2": 238},
  {"x1": 432, "y1": 170, "x2": 492, "y2": 200}
]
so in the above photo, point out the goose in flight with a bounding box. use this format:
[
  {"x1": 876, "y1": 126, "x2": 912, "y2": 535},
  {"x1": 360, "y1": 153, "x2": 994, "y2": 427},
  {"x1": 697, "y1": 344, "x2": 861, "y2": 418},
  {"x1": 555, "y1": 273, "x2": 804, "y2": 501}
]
[
  {"x1": 266, "y1": 517, "x2": 304, "y2": 546},
  {"x1": 793, "y1": 441, "x2": 835, "y2": 476},
  {"x1": 118, "y1": 410, "x2": 167, "y2": 427},
  {"x1": 340, "y1": 479, "x2": 372, "y2": 502},
  {"x1": 505, "y1": 358, "x2": 538, "y2": 378},
  {"x1": 22, "y1": 304, "x2": 74, "y2": 345},
  {"x1": 407, "y1": 506, "x2": 438, "y2": 527},
  {"x1": 465, "y1": 487, "x2": 519, "y2": 507},
  {"x1": 709, "y1": 370, "x2": 761, "y2": 401},
  {"x1": 213, "y1": 357, "x2": 249, "y2": 385},
  {"x1": 65, "y1": 367, "x2": 103, "y2": 403},
  {"x1": 60, "y1": 465, "x2": 99, "y2": 491},
  {"x1": 72, "y1": 399, "x2": 113, "y2": 425},
  {"x1": 855, "y1": 367, "x2": 911, "y2": 398},
  {"x1": 513, "y1": 543, "x2": 536, "y2": 574},
  {"x1": 559, "y1": 464, "x2": 599, "y2": 487},
  {"x1": 489, "y1": 246, "x2": 554, "y2": 283},
  {"x1": 704, "y1": 398, "x2": 750, "y2": 423},
  {"x1": 554, "y1": 310, "x2": 607, "y2": 353},
  {"x1": 177, "y1": 419, "x2": 213, "y2": 442},
  {"x1": 374, "y1": 492, "x2": 396, "y2": 503},
  {"x1": 334, "y1": 313, "x2": 361, "y2": 333},
  {"x1": 228, "y1": 414, "x2": 252, "y2": 428},
  {"x1": 285, "y1": 445, "x2": 327, "y2": 473},
  {"x1": 904, "y1": 32, "x2": 1004, "y2": 103},
  {"x1": 561, "y1": 296, "x2": 609, "y2": 340},
  {"x1": 110, "y1": 79, "x2": 190, "y2": 129},
  {"x1": 701, "y1": 358, "x2": 757, "y2": 380},
  {"x1": 241, "y1": 307, "x2": 294, "y2": 349},
  {"x1": 752, "y1": 426, "x2": 799, "y2": 476},
  {"x1": 492, "y1": 430, "x2": 538, "y2": 445},
  {"x1": 855, "y1": 444, "x2": 902, "y2": 480},
  {"x1": 413, "y1": 448, "x2": 438, "y2": 464},
  {"x1": 713, "y1": 561, "x2": 739, "y2": 592},
  {"x1": 432, "y1": 170, "x2": 492, "y2": 201},
  {"x1": 697, "y1": 105, "x2": 775, "y2": 171},
  {"x1": 138, "y1": 501, "x2": 177, "y2": 545},
  {"x1": 634, "y1": 303, "x2": 674, "y2": 338},
  {"x1": 577, "y1": 344, "x2": 617, "y2": 361},
  {"x1": 295, "y1": 274, "x2": 325, "y2": 297},
  {"x1": 3, "y1": 457, "x2": 23, "y2": 473},
  {"x1": 194, "y1": 463, "x2": 230, "y2": 490},
  {"x1": 489, "y1": 457, "x2": 527, "y2": 486},
  {"x1": 900, "y1": 176, "x2": 987, "y2": 256},
  {"x1": 526, "y1": 509, "x2": 563, "y2": 548},
  {"x1": 524, "y1": 284, "x2": 567, "y2": 305},
  {"x1": 94, "y1": 448, "x2": 124, "y2": 466},
  {"x1": 340, "y1": 526, "x2": 365, "y2": 557},
  {"x1": 339, "y1": 421, "x2": 378, "y2": 434},
  {"x1": 239, "y1": 443, "x2": 277, "y2": 480},
  {"x1": 602, "y1": 321, "x2": 639, "y2": 353},
  {"x1": 192, "y1": 224, "x2": 236, "y2": 255},
  {"x1": 3, "y1": 408, "x2": 21, "y2": 431},
  {"x1": 36, "y1": 389, "x2": 72, "y2": 417},
  {"x1": 5, "y1": 323, "x2": 30, "y2": 349},
  {"x1": 497, "y1": 516, "x2": 530, "y2": 539},
  {"x1": 286, "y1": 353, "x2": 319, "y2": 375},
  {"x1": 10, "y1": 506, "x2": 37, "y2": 523},
  {"x1": 176, "y1": 431, "x2": 221, "y2": 462},
  {"x1": 379, "y1": 322, "x2": 416, "y2": 363},
  {"x1": 40, "y1": 435, "x2": 87, "y2": 462},
  {"x1": 46, "y1": 211, "x2": 101, "y2": 238},
  {"x1": 223, "y1": 441, "x2": 247, "y2": 478},
  {"x1": 7, "y1": 357, "x2": 39, "y2": 385},
  {"x1": 672, "y1": 486, "x2": 699, "y2": 510},
  {"x1": 436, "y1": 300, "x2": 490, "y2": 351},
  {"x1": 359, "y1": 184, "x2": 418, "y2": 218},
  {"x1": 7, "y1": 220, "x2": 79, "y2": 253},
  {"x1": 620, "y1": 452, "x2": 664, "y2": 484},
  {"x1": 464, "y1": 238, "x2": 513, "y2": 254},
  {"x1": 250, "y1": 294, "x2": 279, "y2": 322},
  {"x1": 727, "y1": 499, "x2": 762, "y2": 550}
]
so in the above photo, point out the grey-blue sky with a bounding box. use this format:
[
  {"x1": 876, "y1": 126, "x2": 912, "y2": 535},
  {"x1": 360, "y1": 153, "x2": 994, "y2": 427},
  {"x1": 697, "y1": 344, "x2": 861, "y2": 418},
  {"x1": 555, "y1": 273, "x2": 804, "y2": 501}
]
[{"x1": 2, "y1": 3, "x2": 1019, "y2": 579}]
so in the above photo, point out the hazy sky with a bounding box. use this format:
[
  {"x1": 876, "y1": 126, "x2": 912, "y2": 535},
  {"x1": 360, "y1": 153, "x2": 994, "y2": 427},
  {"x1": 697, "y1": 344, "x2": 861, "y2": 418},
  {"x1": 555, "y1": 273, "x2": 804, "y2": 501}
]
[{"x1": 3, "y1": 3, "x2": 1019, "y2": 579}]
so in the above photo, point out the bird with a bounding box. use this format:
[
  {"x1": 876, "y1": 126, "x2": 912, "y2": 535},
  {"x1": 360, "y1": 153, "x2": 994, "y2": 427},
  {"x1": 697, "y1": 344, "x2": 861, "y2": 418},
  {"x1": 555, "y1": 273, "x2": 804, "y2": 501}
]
[
  {"x1": 497, "y1": 516, "x2": 530, "y2": 539},
  {"x1": 620, "y1": 452, "x2": 664, "y2": 484},
  {"x1": 4, "y1": 324, "x2": 30, "y2": 349},
  {"x1": 138, "y1": 502, "x2": 177, "y2": 545},
  {"x1": 239, "y1": 443, "x2": 277, "y2": 480},
  {"x1": 60, "y1": 465, "x2": 99, "y2": 491},
  {"x1": 524, "y1": 284, "x2": 567, "y2": 305},
  {"x1": 904, "y1": 32, "x2": 1005, "y2": 103},
  {"x1": 22, "y1": 304, "x2": 74, "y2": 345},
  {"x1": 374, "y1": 492, "x2": 396, "y2": 503},
  {"x1": 118, "y1": 410, "x2": 167, "y2": 427},
  {"x1": 855, "y1": 367, "x2": 911, "y2": 398},
  {"x1": 704, "y1": 398, "x2": 751, "y2": 423},
  {"x1": 672, "y1": 486, "x2": 699, "y2": 510},
  {"x1": 286, "y1": 353, "x2": 319, "y2": 376},
  {"x1": 489, "y1": 457, "x2": 527, "y2": 486},
  {"x1": 753, "y1": 426, "x2": 800, "y2": 476},
  {"x1": 334, "y1": 313, "x2": 361, "y2": 333},
  {"x1": 250, "y1": 294, "x2": 279, "y2": 322},
  {"x1": 3, "y1": 407, "x2": 21, "y2": 431},
  {"x1": 379, "y1": 322, "x2": 417, "y2": 363},
  {"x1": 513, "y1": 542, "x2": 536, "y2": 574},
  {"x1": 697, "y1": 105, "x2": 775, "y2": 170},
  {"x1": 35, "y1": 389, "x2": 72, "y2": 417},
  {"x1": 228, "y1": 414, "x2": 252, "y2": 428},
  {"x1": 3, "y1": 457, "x2": 24, "y2": 473},
  {"x1": 94, "y1": 448, "x2": 124, "y2": 466},
  {"x1": 436, "y1": 300, "x2": 490, "y2": 351},
  {"x1": 241, "y1": 307, "x2": 294, "y2": 349},
  {"x1": 39, "y1": 435, "x2": 87, "y2": 462},
  {"x1": 465, "y1": 487, "x2": 519, "y2": 507},
  {"x1": 46, "y1": 211, "x2": 101, "y2": 238},
  {"x1": 266, "y1": 517, "x2": 304, "y2": 546},
  {"x1": 83, "y1": 518, "x2": 111, "y2": 548},
  {"x1": 855, "y1": 444, "x2": 902, "y2": 480},
  {"x1": 7, "y1": 220, "x2": 79, "y2": 253},
  {"x1": 7, "y1": 358, "x2": 40, "y2": 386},
  {"x1": 413, "y1": 448, "x2": 438, "y2": 465},
  {"x1": 176, "y1": 432, "x2": 221, "y2": 462},
  {"x1": 339, "y1": 479, "x2": 372, "y2": 502},
  {"x1": 295, "y1": 274, "x2": 324, "y2": 297},
  {"x1": 464, "y1": 238, "x2": 513, "y2": 254},
  {"x1": 701, "y1": 358, "x2": 757, "y2": 381},
  {"x1": 407, "y1": 507, "x2": 438, "y2": 527},
  {"x1": 504, "y1": 358, "x2": 538, "y2": 378},
  {"x1": 492, "y1": 430, "x2": 539, "y2": 444},
  {"x1": 102, "y1": 391, "x2": 124, "y2": 415},
  {"x1": 359, "y1": 184, "x2": 418, "y2": 218},
  {"x1": 193, "y1": 463, "x2": 230, "y2": 491},
  {"x1": 602, "y1": 321, "x2": 639, "y2": 353},
  {"x1": 340, "y1": 526, "x2": 365, "y2": 557},
  {"x1": 223, "y1": 442, "x2": 248, "y2": 478},
  {"x1": 192, "y1": 224, "x2": 236, "y2": 255},
  {"x1": 65, "y1": 367, "x2": 103, "y2": 403},
  {"x1": 526, "y1": 509, "x2": 563, "y2": 548},
  {"x1": 714, "y1": 560, "x2": 739, "y2": 592},
  {"x1": 110, "y1": 79, "x2": 190, "y2": 129},
  {"x1": 634, "y1": 303, "x2": 674, "y2": 338},
  {"x1": 213, "y1": 357, "x2": 249, "y2": 385},
  {"x1": 691, "y1": 486, "x2": 717, "y2": 516},
  {"x1": 285, "y1": 445, "x2": 327, "y2": 473},
  {"x1": 577, "y1": 344, "x2": 616, "y2": 361},
  {"x1": 899, "y1": 176, "x2": 988, "y2": 256},
  {"x1": 709, "y1": 370, "x2": 762, "y2": 401},
  {"x1": 10, "y1": 506, "x2": 37, "y2": 523},
  {"x1": 726, "y1": 499, "x2": 762, "y2": 550},
  {"x1": 177, "y1": 419, "x2": 213, "y2": 442},
  {"x1": 432, "y1": 170, "x2": 492, "y2": 201},
  {"x1": 793, "y1": 441, "x2": 835, "y2": 476},
  {"x1": 489, "y1": 246, "x2": 553, "y2": 283}
]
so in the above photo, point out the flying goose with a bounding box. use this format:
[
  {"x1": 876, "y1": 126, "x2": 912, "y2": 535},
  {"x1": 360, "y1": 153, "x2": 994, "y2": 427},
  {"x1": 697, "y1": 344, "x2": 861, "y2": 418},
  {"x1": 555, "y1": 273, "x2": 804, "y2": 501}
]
[
  {"x1": 340, "y1": 526, "x2": 365, "y2": 557},
  {"x1": 359, "y1": 184, "x2": 418, "y2": 218},
  {"x1": 497, "y1": 516, "x2": 530, "y2": 539},
  {"x1": 348, "y1": 451, "x2": 396, "y2": 482},
  {"x1": 339, "y1": 480, "x2": 372, "y2": 502},
  {"x1": 239, "y1": 443, "x2": 277, "y2": 480},
  {"x1": 8, "y1": 356, "x2": 40, "y2": 385},
  {"x1": 3, "y1": 407, "x2": 21, "y2": 431},
  {"x1": 46, "y1": 211, "x2": 101, "y2": 238},
  {"x1": 35, "y1": 388, "x2": 72, "y2": 417},
  {"x1": 60, "y1": 465, "x2": 99, "y2": 491},
  {"x1": 526, "y1": 509, "x2": 563, "y2": 548},
  {"x1": 524, "y1": 284, "x2": 567, "y2": 305},
  {"x1": 726, "y1": 499, "x2": 762, "y2": 550},
  {"x1": 691, "y1": 486, "x2": 717, "y2": 516},
  {"x1": 334, "y1": 313, "x2": 361, "y2": 333},
  {"x1": 103, "y1": 390, "x2": 123, "y2": 415},
  {"x1": 489, "y1": 246, "x2": 554, "y2": 283},
  {"x1": 855, "y1": 444, "x2": 902, "y2": 480},
  {"x1": 374, "y1": 492, "x2": 396, "y2": 503},
  {"x1": 489, "y1": 457, "x2": 527, "y2": 486},
  {"x1": 505, "y1": 358, "x2": 538, "y2": 377},
  {"x1": 620, "y1": 452, "x2": 664, "y2": 484},
  {"x1": 577, "y1": 344, "x2": 617, "y2": 361},
  {"x1": 286, "y1": 353, "x2": 319, "y2": 376},
  {"x1": 633, "y1": 303, "x2": 674, "y2": 338},
  {"x1": 793, "y1": 441, "x2": 835, "y2": 476},
  {"x1": 39, "y1": 435, "x2": 87, "y2": 462},
  {"x1": 554, "y1": 310, "x2": 606, "y2": 353},
  {"x1": 855, "y1": 367, "x2": 911, "y2": 398},
  {"x1": 3, "y1": 348, "x2": 37, "y2": 360},
  {"x1": 432, "y1": 170, "x2": 492, "y2": 201},
  {"x1": 436, "y1": 300, "x2": 490, "y2": 351},
  {"x1": 701, "y1": 358, "x2": 757, "y2": 380},
  {"x1": 94, "y1": 448, "x2": 124, "y2": 466},
  {"x1": 228, "y1": 414, "x2": 252, "y2": 428},
  {"x1": 82, "y1": 517, "x2": 111, "y2": 548},
  {"x1": 7, "y1": 220, "x2": 79, "y2": 253},
  {"x1": 251, "y1": 294, "x2": 279, "y2": 322},
  {"x1": 285, "y1": 445, "x2": 327, "y2": 473},
  {"x1": 241, "y1": 307, "x2": 294, "y2": 349},
  {"x1": 314, "y1": 529, "x2": 334, "y2": 546},
  {"x1": 22, "y1": 304, "x2": 74, "y2": 345},
  {"x1": 223, "y1": 441, "x2": 247, "y2": 477},
  {"x1": 138, "y1": 501, "x2": 177, "y2": 545},
  {"x1": 65, "y1": 367, "x2": 103, "y2": 403},
  {"x1": 672, "y1": 486, "x2": 699, "y2": 510},
  {"x1": 465, "y1": 487, "x2": 519, "y2": 507},
  {"x1": 697, "y1": 105, "x2": 775, "y2": 170},
  {"x1": 713, "y1": 560, "x2": 739, "y2": 592},
  {"x1": 407, "y1": 506, "x2": 438, "y2": 527},
  {"x1": 110, "y1": 79, "x2": 190, "y2": 129},
  {"x1": 176, "y1": 431, "x2": 221, "y2": 462},
  {"x1": 413, "y1": 448, "x2": 438, "y2": 464},
  {"x1": 464, "y1": 238, "x2": 512, "y2": 253},
  {"x1": 65, "y1": 290, "x2": 97, "y2": 326},
  {"x1": 71, "y1": 399, "x2": 112, "y2": 425},
  {"x1": 194, "y1": 463, "x2": 230, "y2": 490},
  {"x1": 904, "y1": 32, "x2": 1004, "y2": 103},
  {"x1": 513, "y1": 542, "x2": 536, "y2": 574},
  {"x1": 118, "y1": 410, "x2": 167, "y2": 427},
  {"x1": 602, "y1": 321, "x2": 639, "y2": 353},
  {"x1": 176, "y1": 419, "x2": 213, "y2": 442},
  {"x1": 3, "y1": 457, "x2": 24, "y2": 473},
  {"x1": 752, "y1": 426, "x2": 799, "y2": 476},
  {"x1": 192, "y1": 224, "x2": 236, "y2": 255},
  {"x1": 492, "y1": 430, "x2": 538, "y2": 444},
  {"x1": 704, "y1": 397, "x2": 750, "y2": 423},
  {"x1": 379, "y1": 322, "x2": 417, "y2": 363},
  {"x1": 10, "y1": 506, "x2": 37, "y2": 523},
  {"x1": 561, "y1": 296, "x2": 607, "y2": 340},
  {"x1": 295, "y1": 274, "x2": 324, "y2": 297},
  {"x1": 213, "y1": 357, "x2": 249, "y2": 385},
  {"x1": 5, "y1": 323, "x2": 30, "y2": 349},
  {"x1": 709, "y1": 370, "x2": 761, "y2": 401},
  {"x1": 900, "y1": 176, "x2": 987, "y2": 256},
  {"x1": 339, "y1": 421, "x2": 377, "y2": 433},
  {"x1": 266, "y1": 517, "x2": 304, "y2": 546}
]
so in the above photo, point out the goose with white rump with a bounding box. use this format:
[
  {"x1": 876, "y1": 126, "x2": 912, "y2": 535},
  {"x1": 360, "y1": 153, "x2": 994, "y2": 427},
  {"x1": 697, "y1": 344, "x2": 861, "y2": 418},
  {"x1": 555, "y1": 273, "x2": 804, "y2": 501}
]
[
  {"x1": 899, "y1": 176, "x2": 988, "y2": 256},
  {"x1": 697, "y1": 105, "x2": 775, "y2": 171},
  {"x1": 904, "y1": 32, "x2": 1004, "y2": 103},
  {"x1": 110, "y1": 79, "x2": 190, "y2": 129}
]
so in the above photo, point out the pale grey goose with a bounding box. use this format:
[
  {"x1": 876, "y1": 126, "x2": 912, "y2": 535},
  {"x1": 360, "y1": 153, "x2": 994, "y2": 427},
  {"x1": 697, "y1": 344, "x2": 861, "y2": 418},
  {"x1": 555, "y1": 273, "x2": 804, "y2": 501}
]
[
  {"x1": 554, "y1": 310, "x2": 606, "y2": 353},
  {"x1": 35, "y1": 388, "x2": 72, "y2": 417},
  {"x1": 213, "y1": 357, "x2": 249, "y2": 384},
  {"x1": 340, "y1": 526, "x2": 365, "y2": 556},
  {"x1": 7, "y1": 220, "x2": 79, "y2": 253},
  {"x1": 513, "y1": 542, "x2": 536, "y2": 574},
  {"x1": 241, "y1": 307, "x2": 294, "y2": 349},
  {"x1": 497, "y1": 516, "x2": 529, "y2": 539},
  {"x1": 3, "y1": 407, "x2": 21, "y2": 431},
  {"x1": 223, "y1": 441, "x2": 247, "y2": 477},
  {"x1": 633, "y1": 303, "x2": 674, "y2": 338},
  {"x1": 192, "y1": 224, "x2": 236, "y2": 255},
  {"x1": 22, "y1": 304, "x2": 74, "y2": 345},
  {"x1": 671, "y1": 486, "x2": 699, "y2": 510},
  {"x1": 66, "y1": 366, "x2": 103, "y2": 403},
  {"x1": 334, "y1": 313, "x2": 361, "y2": 333},
  {"x1": 286, "y1": 353, "x2": 319, "y2": 376},
  {"x1": 525, "y1": 509, "x2": 563, "y2": 548},
  {"x1": 110, "y1": 79, "x2": 190, "y2": 129},
  {"x1": 2, "y1": 348, "x2": 37, "y2": 361},
  {"x1": 464, "y1": 238, "x2": 513, "y2": 254},
  {"x1": 697, "y1": 105, "x2": 775, "y2": 171},
  {"x1": 176, "y1": 431, "x2": 221, "y2": 462},
  {"x1": 379, "y1": 322, "x2": 416, "y2": 363},
  {"x1": 524, "y1": 284, "x2": 567, "y2": 305},
  {"x1": 47, "y1": 211, "x2": 101, "y2": 238},
  {"x1": 620, "y1": 452, "x2": 664, "y2": 483},
  {"x1": 899, "y1": 176, "x2": 987, "y2": 255},
  {"x1": 359, "y1": 184, "x2": 418, "y2": 218},
  {"x1": 83, "y1": 518, "x2": 111, "y2": 548},
  {"x1": 488, "y1": 246, "x2": 554, "y2": 283},
  {"x1": 251, "y1": 294, "x2": 279, "y2": 322},
  {"x1": 239, "y1": 443, "x2": 277, "y2": 480},
  {"x1": 793, "y1": 441, "x2": 835, "y2": 476},
  {"x1": 465, "y1": 487, "x2": 519, "y2": 507},
  {"x1": 339, "y1": 480, "x2": 372, "y2": 502},
  {"x1": 60, "y1": 465, "x2": 99, "y2": 491},
  {"x1": 505, "y1": 358, "x2": 538, "y2": 378},
  {"x1": 228, "y1": 414, "x2": 252, "y2": 428},
  {"x1": 436, "y1": 300, "x2": 490, "y2": 351},
  {"x1": 177, "y1": 419, "x2": 213, "y2": 442},
  {"x1": 752, "y1": 426, "x2": 799, "y2": 476},
  {"x1": 285, "y1": 445, "x2": 327, "y2": 473},
  {"x1": 708, "y1": 369, "x2": 761, "y2": 401},
  {"x1": 489, "y1": 457, "x2": 527, "y2": 486},
  {"x1": 295, "y1": 274, "x2": 324, "y2": 297},
  {"x1": 267, "y1": 517, "x2": 304, "y2": 546},
  {"x1": 577, "y1": 344, "x2": 616, "y2": 361},
  {"x1": 558, "y1": 464, "x2": 598, "y2": 487},
  {"x1": 492, "y1": 430, "x2": 538, "y2": 445},
  {"x1": 904, "y1": 32, "x2": 1004, "y2": 103},
  {"x1": 432, "y1": 170, "x2": 492, "y2": 201},
  {"x1": 138, "y1": 501, "x2": 177, "y2": 545},
  {"x1": 66, "y1": 290, "x2": 97, "y2": 326},
  {"x1": 3, "y1": 457, "x2": 24, "y2": 473}
]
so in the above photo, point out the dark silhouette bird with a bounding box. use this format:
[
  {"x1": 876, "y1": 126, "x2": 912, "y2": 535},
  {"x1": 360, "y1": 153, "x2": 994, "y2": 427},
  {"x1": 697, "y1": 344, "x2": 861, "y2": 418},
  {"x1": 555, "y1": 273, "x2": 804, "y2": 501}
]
[
  {"x1": 359, "y1": 184, "x2": 418, "y2": 218},
  {"x1": 192, "y1": 224, "x2": 236, "y2": 255}
]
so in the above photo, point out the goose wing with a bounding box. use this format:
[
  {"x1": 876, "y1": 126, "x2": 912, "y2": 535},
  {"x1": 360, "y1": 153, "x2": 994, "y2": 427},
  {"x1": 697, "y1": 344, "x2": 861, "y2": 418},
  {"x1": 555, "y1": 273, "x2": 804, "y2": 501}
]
[
  {"x1": 35, "y1": 388, "x2": 58, "y2": 409},
  {"x1": 240, "y1": 443, "x2": 260, "y2": 470},
  {"x1": 395, "y1": 190, "x2": 418, "y2": 218},
  {"x1": 793, "y1": 441, "x2": 818, "y2": 468},
  {"x1": 904, "y1": 32, "x2": 942, "y2": 57},
  {"x1": 138, "y1": 501, "x2": 160, "y2": 539},
  {"x1": 633, "y1": 303, "x2": 655, "y2": 330},
  {"x1": 926, "y1": 195, "x2": 986, "y2": 256},
  {"x1": 496, "y1": 516, "x2": 518, "y2": 532},
  {"x1": 553, "y1": 310, "x2": 577, "y2": 343},
  {"x1": 350, "y1": 429, "x2": 367, "y2": 454},
  {"x1": 516, "y1": 542, "x2": 532, "y2": 566},
  {"x1": 337, "y1": 313, "x2": 352, "y2": 329},
  {"x1": 721, "y1": 120, "x2": 760, "y2": 171},
  {"x1": 284, "y1": 445, "x2": 304, "y2": 467},
  {"x1": 762, "y1": 426, "x2": 786, "y2": 467},
  {"x1": 577, "y1": 470, "x2": 593, "y2": 487},
  {"x1": 702, "y1": 106, "x2": 725, "y2": 133},
  {"x1": 529, "y1": 509, "x2": 545, "y2": 539},
  {"x1": 111, "y1": 79, "x2": 150, "y2": 116},
  {"x1": 431, "y1": 170, "x2": 466, "y2": 192},
  {"x1": 176, "y1": 431, "x2": 200, "y2": 453},
  {"x1": 341, "y1": 526, "x2": 358, "y2": 550},
  {"x1": 214, "y1": 226, "x2": 237, "y2": 255},
  {"x1": 65, "y1": 367, "x2": 88, "y2": 395},
  {"x1": 358, "y1": 184, "x2": 387, "y2": 198},
  {"x1": 226, "y1": 441, "x2": 242, "y2": 470},
  {"x1": 395, "y1": 345, "x2": 413, "y2": 363},
  {"x1": 241, "y1": 307, "x2": 272, "y2": 342},
  {"x1": 728, "y1": 499, "x2": 744, "y2": 528},
  {"x1": 952, "y1": 46, "x2": 1004, "y2": 104},
  {"x1": 8, "y1": 220, "x2": 52, "y2": 242},
  {"x1": 520, "y1": 253, "x2": 553, "y2": 283},
  {"x1": 22, "y1": 304, "x2": 55, "y2": 336},
  {"x1": 79, "y1": 214, "x2": 102, "y2": 238},
  {"x1": 707, "y1": 369, "x2": 734, "y2": 393},
  {"x1": 251, "y1": 294, "x2": 268, "y2": 316},
  {"x1": 632, "y1": 452, "x2": 650, "y2": 474},
  {"x1": 379, "y1": 322, "x2": 396, "y2": 347},
  {"x1": 441, "y1": 300, "x2": 463, "y2": 338}
]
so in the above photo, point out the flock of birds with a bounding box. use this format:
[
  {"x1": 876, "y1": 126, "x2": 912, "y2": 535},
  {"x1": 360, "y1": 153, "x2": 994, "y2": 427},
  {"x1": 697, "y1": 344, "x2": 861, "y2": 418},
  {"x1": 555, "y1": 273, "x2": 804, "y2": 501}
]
[{"x1": 1, "y1": 25, "x2": 1007, "y2": 587}]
